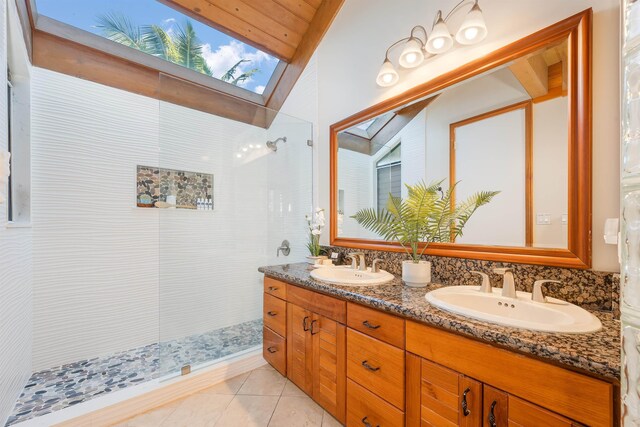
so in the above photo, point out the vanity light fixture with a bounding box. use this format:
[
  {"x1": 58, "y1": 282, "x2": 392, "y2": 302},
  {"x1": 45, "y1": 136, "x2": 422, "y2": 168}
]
[{"x1": 376, "y1": 0, "x2": 488, "y2": 87}]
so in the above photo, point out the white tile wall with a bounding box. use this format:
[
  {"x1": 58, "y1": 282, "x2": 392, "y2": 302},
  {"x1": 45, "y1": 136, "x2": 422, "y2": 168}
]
[
  {"x1": 31, "y1": 68, "x2": 312, "y2": 371},
  {"x1": 0, "y1": 0, "x2": 33, "y2": 424}
]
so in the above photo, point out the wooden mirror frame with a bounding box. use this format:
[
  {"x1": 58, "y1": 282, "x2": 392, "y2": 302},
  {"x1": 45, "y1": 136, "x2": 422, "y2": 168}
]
[{"x1": 329, "y1": 9, "x2": 592, "y2": 269}]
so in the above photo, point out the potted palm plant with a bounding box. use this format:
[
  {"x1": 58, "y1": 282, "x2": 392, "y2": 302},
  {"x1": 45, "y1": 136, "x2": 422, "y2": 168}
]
[{"x1": 352, "y1": 180, "x2": 498, "y2": 287}]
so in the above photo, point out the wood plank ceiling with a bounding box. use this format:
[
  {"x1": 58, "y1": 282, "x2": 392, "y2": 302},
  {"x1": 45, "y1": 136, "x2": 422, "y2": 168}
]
[{"x1": 160, "y1": 0, "x2": 324, "y2": 62}]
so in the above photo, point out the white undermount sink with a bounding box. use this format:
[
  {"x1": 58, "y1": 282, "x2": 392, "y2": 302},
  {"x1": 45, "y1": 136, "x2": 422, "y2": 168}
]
[
  {"x1": 310, "y1": 266, "x2": 395, "y2": 286},
  {"x1": 426, "y1": 286, "x2": 602, "y2": 333}
]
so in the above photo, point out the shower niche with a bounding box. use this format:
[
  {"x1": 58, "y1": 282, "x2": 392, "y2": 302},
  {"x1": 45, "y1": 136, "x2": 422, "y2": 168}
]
[{"x1": 136, "y1": 165, "x2": 214, "y2": 210}]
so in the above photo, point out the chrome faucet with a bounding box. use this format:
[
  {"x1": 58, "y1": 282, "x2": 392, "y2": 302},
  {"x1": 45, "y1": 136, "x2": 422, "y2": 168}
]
[
  {"x1": 493, "y1": 268, "x2": 516, "y2": 298},
  {"x1": 532, "y1": 280, "x2": 561, "y2": 303},
  {"x1": 347, "y1": 252, "x2": 367, "y2": 271}
]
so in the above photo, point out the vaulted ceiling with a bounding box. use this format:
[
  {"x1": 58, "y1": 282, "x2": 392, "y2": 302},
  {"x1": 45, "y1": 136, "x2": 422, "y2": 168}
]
[{"x1": 19, "y1": 0, "x2": 344, "y2": 127}]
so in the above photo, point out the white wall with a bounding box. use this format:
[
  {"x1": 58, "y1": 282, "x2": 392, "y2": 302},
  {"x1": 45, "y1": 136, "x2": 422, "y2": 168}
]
[
  {"x1": 0, "y1": 0, "x2": 33, "y2": 424},
  {"x1": 31, "y1": 69, "x2": 311, "y2": 370},
  {"x1": 315, "y1": 0, "x2": 620, "y2": 272}
]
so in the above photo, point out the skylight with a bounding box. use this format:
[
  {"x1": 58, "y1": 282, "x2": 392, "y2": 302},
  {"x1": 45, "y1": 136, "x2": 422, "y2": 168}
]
[{"x1": 35, "y1": 0, "x2": 280, "y2": 95}]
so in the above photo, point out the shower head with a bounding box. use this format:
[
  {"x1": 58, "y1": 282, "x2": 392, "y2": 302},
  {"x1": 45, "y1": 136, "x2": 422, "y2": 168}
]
[{"x1": 266, "y1": 137, "x2": 287, "y2": 152}]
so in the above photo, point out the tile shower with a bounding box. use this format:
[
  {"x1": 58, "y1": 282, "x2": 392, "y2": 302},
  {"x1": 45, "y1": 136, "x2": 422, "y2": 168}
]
[{"x1": 19, "y1": 70, "x2": 314, "y2": 427}]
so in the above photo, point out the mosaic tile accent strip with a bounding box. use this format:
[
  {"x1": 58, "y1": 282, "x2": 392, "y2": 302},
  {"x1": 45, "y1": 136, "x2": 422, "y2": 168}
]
[
  {"x1": 323, "y1": 246, "x2": 620, "y2": 315},
  {"x1": 5, "y1": 319, "x2": 262, "y2": 426},
  {"x1": 259, "y1": 263, "x2": 620, "y2": 380},
  {"x1": 136, "y1": 165, "x2": 213, "y2": 209}
]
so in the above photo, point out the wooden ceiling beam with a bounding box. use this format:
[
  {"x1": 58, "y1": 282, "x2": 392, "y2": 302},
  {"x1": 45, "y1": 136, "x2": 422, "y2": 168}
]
[
  {"x1": 32, "y1": 30, "x2": 270, "y2": 128},
  {"x1": 509, "y1": 54, "x2": 549, "y2": 98}
]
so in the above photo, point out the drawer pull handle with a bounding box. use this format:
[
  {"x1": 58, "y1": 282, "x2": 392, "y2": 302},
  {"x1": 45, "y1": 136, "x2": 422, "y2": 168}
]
[
  {"x1": 303, "y1": 316, "x2": 310, "y2": 331},
  {"x1": 310, "y1": 319, "x2": 319, "y2": 335},
  {"x1": 268, "y1": 286, "x2": 278, "y2": 292},
  {"x1": 267, "y1": 347, "x2": 277, "y2": 354},
  {"x1": 362, "y1": 320, "x2": 381, "y2": 329},
  {"x1": 361, "y1": 360, "x2": 380, "y2": 372},
  {"x1": 461, "y1": 387, "x2": 471, "y2": 416},
  {"x1": 267, "y1": 311, "x2": 277, "y2": 317},
  {"x1": 361, "y1": 416, "x2": 379, "y2": 427},
  {"x1": 488, "y1": 400, "x2": 497, "y2": 427}
]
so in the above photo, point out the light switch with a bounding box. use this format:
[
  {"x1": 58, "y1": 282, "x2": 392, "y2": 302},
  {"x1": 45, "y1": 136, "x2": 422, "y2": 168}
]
[
  {"x1": 536, "y1": 213, "x2": 551, "y2": 225},
  {"x1": 561, "y1": 214, "x2": 568, "y2": 225}
]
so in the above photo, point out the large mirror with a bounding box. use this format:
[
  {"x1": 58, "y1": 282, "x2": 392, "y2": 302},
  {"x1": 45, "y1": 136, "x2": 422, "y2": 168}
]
[{"x1": 330, "y1": 10, "x2": 592, "y2": 268}]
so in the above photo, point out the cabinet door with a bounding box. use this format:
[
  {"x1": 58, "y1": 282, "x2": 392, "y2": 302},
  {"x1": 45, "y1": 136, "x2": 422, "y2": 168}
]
[
  {"x1": 287, "y1": 303, "x2": 313, "y2": 395},
  {"x1": 508, "y1": 395, "x2": 576, "y2": 427},
  {"x1": 420, "y1": 359, "x2": 482, "y2": 427},
  {"x1": 483, "y1": 386, "x2": 508, "y2": 427},
  {"x1": 312, "y1": 312, "x2": 346, "y2": 423}
]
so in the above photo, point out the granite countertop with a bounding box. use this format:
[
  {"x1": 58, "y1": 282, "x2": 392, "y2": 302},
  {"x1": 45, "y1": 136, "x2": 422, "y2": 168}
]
[{"x1": 258, "y1": 262, "x2": 621, "y2": 381}]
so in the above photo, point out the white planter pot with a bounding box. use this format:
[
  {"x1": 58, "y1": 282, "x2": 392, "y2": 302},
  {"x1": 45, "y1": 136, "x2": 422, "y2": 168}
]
[
  {"x1": 307, "y1": 256, "x2": 326, "y2": 265},
  {"x1": 402, "y1": 260, "x2": 431, "y2": 287}
]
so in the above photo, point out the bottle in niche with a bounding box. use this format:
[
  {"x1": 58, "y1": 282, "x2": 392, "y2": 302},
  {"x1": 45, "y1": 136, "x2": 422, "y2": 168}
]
[{"x1": 197, "y1": 198, "x2": 202, "y2": 210}]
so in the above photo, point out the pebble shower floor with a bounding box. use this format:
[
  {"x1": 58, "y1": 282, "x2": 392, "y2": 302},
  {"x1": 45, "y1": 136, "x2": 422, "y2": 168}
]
[{"x1": 5, "y1": 319, "x2": 262, "y2": 426}]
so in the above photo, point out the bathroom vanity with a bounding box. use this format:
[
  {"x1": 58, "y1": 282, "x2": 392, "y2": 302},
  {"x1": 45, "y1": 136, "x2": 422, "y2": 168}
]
[{"x1": 260, "y1": 263, "x2": 619, "y2": 427}]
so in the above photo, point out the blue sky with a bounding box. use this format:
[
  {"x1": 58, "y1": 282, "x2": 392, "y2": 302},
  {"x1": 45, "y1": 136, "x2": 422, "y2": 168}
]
[{"x1": 36, "y1": 0, "x2": 279, "y2": 93}]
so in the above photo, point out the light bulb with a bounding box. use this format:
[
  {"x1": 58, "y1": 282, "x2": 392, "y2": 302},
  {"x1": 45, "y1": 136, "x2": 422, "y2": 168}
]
[
  {"x1": 242, "y1": 147, "x2": 248, "y2": 152},
  {"x1": 376, "y1": 59, "x2": 399, "y2": 87},
  {"x1": 249, "y1": 144, "x2": 254, "y2": 148},
  {"x1": 464, "y1": 26, "x2": 479, "y2": 41},
  {"x1": 236, "y1": 153, "x2": 242, "y2": 158},
  {"x1": 398, "y1": 38, "x2": 424, "y2": 69},
  {"x1": 432, "y1": 37, "x2": 445, "y2": 50},
  {"x1": 255, "y1": 144, "x2": 262, "y2": 148},
  {"x1": 426, "y1": 14, "x2": 453, "y2": 54},
  {"x1": 455, "y1": 1, "x2": 487, "y2": 45}
]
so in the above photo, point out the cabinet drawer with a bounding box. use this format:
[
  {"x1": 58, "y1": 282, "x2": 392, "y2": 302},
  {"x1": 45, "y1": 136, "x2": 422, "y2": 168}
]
[
  {"x1": 347, "y1": 328, "x2": 405, "y2": 409},
  {"x1": 264, "y1": 276, "x2": 287, "y2": 300},
  {"x1": 347, "y1": 379, "x2": 404, "y2": 427},
  {"x1": 287, "y1": 284, "x2": 346, "y2": 323},
  {"x1": 264, "y1": 293, "x2": 286, "y2": 336},
  {"x1": 263, "y1": 327, "x2": 286, "y2": 376},
  {"x1": 347, "y1": 302, "x2": 405, "y2": 348}
]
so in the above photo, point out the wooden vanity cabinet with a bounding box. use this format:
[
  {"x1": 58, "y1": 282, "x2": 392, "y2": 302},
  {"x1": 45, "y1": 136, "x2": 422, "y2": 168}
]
[
  {"x1": 284, "y1": 283, "x2": 347, "y2": 423},
  {"x1": 263, "y1": 277, "x2": 616, "y2": 427},
  {"x1": 406, "y1": 321, "x2": 613, "y2": 427}
]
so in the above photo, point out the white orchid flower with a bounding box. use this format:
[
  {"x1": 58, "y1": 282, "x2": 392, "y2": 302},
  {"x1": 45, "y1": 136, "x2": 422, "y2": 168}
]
[{"x1": 311, "y1": 229, "x2": 322, "y2": 235}]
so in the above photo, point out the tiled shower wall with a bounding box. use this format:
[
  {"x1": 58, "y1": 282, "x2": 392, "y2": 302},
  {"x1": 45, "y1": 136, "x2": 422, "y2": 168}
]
[
  {"x1": 30, "y1": 68, "x2": 312, "y2": 372},
  {"x1": 325, "y1": 246, "x2": 620, "y2": 315},
  {"x1": 0, "y1": 0, "x2": 33, "y2": 425}
]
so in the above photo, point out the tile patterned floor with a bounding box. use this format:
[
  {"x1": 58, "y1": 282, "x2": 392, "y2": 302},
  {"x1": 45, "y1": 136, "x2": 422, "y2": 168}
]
[
  {"x1": 112, "y1": 365, "x2": 343, "y2": 427},
  {"x1": 6, "y1": 320, "x2": 262, "y2": 426}
]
